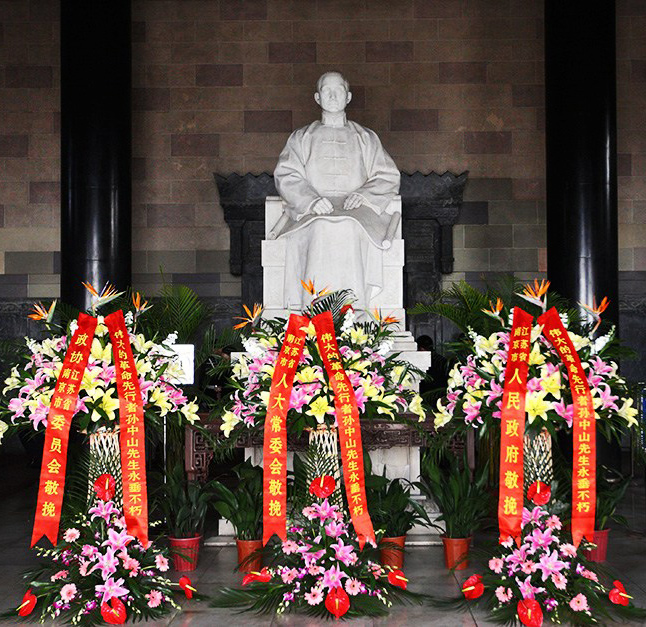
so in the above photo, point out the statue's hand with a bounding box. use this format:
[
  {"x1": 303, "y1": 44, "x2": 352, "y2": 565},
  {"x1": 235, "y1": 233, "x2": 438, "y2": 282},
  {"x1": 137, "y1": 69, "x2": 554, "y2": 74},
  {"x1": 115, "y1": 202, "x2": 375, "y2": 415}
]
[
  {"x1": 312, "y1": 197, "x2": 334, "y2": 215},
  {"x1": 343, "y1": 193, "x2": 363, "y2": 211}
]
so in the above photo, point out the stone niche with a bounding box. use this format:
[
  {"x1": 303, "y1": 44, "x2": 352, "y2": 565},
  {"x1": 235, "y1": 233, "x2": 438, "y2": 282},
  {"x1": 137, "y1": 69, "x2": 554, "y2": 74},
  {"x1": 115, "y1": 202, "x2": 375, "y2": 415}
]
[{"x1": 216, "y1": 170, "x2": 468, "y2": 339}]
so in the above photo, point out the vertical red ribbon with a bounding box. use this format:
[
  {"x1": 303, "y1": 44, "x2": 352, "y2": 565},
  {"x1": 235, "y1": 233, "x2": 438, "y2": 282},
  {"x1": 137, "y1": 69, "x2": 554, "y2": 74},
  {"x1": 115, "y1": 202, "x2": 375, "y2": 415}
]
[
  {"x1": 31, "y1": 313, "x2": 98, "y2": 547},
  {"x1": 262, "y1": 313, "x2": 309, "y2": 545},
  {"x1": 312, "y1": 311, "x2": 375, "y2": 549},
  {"x1": 539, "y1": 307, "x2": 596, "y2": 547},
  {"x1": 498, "y1": 307, "x2": 534, "y2": 545},
  {"x1": 105, "y1": 310, "x2": 149, "y2": 546}
]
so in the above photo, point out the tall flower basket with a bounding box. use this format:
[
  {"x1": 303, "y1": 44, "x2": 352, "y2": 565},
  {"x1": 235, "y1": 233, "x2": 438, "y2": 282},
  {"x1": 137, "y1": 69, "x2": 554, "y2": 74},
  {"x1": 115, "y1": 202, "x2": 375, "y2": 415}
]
[
  {"x1": 307, "y1": 425, "x2": 342, "y2": 508},
  {"x1": 88, "y1": 429, "x2": 123, "y2": 506},
  {"x1": 523, "y1": 428, "x2": 553, "y2": 491}
]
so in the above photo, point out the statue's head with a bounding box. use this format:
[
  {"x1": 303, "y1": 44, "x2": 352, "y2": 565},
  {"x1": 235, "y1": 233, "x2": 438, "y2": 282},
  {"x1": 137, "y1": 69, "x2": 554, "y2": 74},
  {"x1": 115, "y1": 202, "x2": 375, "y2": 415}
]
[{"x1": 314, "y1": 72, "x2": 352, "y2": 114}]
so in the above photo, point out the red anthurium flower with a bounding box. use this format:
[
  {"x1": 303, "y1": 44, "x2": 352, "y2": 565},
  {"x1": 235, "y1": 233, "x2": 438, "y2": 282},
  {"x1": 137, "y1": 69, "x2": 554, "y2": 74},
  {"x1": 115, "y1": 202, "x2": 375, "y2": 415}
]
[
  {"x1": 461, "y1": 574, "x2": 484, "y2": 599},
  {"x1": 94, "y1": 474, "x2": 116, "y2": 501},
  {"x1": 340, "y1": 304, "x2": 354, "y2": 315},
  {"x1": 527, "y1": 481, "x2": 551, "y2": 506},
  {"x1": 309, "y1": 475, "x2": 336, "y2": 499},
  {"x1": 242, "y1": 568, "x2": 272, "y2": 586},
  {"x1": 100, "y1": 598, "x2": 127, "y2": 624},
  {"x1": 387, "y1": 569, "x2": 408, "y2": 590},
  {"x1": 17, "y1": 589, "x2": 36, "y2": 617},
  {"x1": 517, "y1": 599, "x2": 543, "y2": 627},
  {"x1": 179, "y1": 575, "x2": 197, "y2": 599},
  {"x1": 609, "y1": 580, "x2": 631, "y2": 606},
  {"x1": 325, "y1": 587, "x2": 350, "y2": 619}
]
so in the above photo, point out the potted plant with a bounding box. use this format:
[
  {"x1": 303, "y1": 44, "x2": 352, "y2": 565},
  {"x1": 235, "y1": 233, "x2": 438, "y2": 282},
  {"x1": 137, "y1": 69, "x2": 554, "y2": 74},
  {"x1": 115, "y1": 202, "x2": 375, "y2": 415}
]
[
  {"x1": 364, "y1": 454, "x2": 425, "y2": 569},
  {"x1": 583, "y1": 466, "x2": 629, "y2": 562},
  {"x1": 414, "y1": 451, "x2": 490, "y2": 570},
  {"x1": 157, "y1": 465, "x2": 214, "y2": 571},
  {"x1": 212, "y1": 459, "x2": 264, "y2": 573}
]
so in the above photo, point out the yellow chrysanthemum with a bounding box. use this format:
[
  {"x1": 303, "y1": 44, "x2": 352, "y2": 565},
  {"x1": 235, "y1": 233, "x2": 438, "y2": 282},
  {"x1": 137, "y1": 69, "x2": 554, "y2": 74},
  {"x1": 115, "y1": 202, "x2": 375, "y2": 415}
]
[
  {"x1": 525, "y1": 390, "x2": 552, "y2": 423},
  {"x1": 89, "y1": 387, "x2": 120, "y2": 422},
  {"x1": 295, "y1": 366, "x2": 323, "y2": 384},
  {"x1": 617, "y1": 398, "x2": 638, "y2": 428},
  {"x1": 475, "y1": 333, "x2": 498, "y2": 354},
  {"x1": 349, "y1": 327, "x2": 369, "y2": 345},
  {"x1": 540, "y1": 371, "x2": 561, "y2": 399},
  {"x1": 181, "y1": 400, "x2": 200, "y2": 424},
  {"x1": 433, "y1": 399, "x2": 452, "y2": 429},
  {"x1": 91, "y1": 338, "x2": 112, "y2": 363},
  {"x1": 409, "y1": 394, "x2": 426, "y2": 422},
  {"x1": 305, "y1": 396, "x2": 333, "y2": 423},
  {"x1": 528, "y1": 342, "x2": 545, "y2": 366},
  {"x1": 221, "y1": 411, "x2": 241, "y2": 437},
  {"x1": 150, "y1": 387, "x2": 171, "y2": 416}
]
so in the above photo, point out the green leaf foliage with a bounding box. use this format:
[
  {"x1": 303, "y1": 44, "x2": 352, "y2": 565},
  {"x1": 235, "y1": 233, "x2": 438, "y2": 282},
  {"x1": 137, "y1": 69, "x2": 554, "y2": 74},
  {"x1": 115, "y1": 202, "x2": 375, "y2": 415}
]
[
  {"x1": 211, "y1": 459, "x2": 263, "y2": 540},
  {"x1": 415, "y1": 451, "x2": 491, "y2": 538}
]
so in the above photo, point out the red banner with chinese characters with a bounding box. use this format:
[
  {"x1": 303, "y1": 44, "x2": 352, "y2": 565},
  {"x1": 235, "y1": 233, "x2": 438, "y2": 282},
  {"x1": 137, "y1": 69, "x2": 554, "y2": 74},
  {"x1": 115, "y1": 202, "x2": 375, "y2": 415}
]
[
  {"x1": 312, "y1": 311, "x2": 375, "y2": 549},
  {"x1": 31, "y1": 313, "x2": 98, "y2": 547},
  {"x1": 539, "y1": 307, "x2": 596, "y2": 547},
  {"x1": 105, "y1": 310, "x2": 149, "y2": 546},
  {"x1": 498, "y1": 307, "x2": 534, "y2": 545},
  {"x1": 262, "y1": 313, "x2": 309, "y2": 545}
]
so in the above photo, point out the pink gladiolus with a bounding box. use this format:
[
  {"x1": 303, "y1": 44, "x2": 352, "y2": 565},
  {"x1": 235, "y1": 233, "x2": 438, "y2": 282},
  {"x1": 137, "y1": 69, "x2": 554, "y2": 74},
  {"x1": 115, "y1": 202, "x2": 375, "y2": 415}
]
[
  {"x1": 569, "y1": 593, "x2": 589, "y2": 612},
  {"x1": 488, "y1": 557, "x2": 504, "y2": 573},
  {"x1": 146, "y1": 590, "x2": 163, "y2": 608},
  {"x1": 304, "y1": 587, "x2": 324, "y2": 605},
  {"x1": 345, "y1": 578, "x2": 363, "y2": 596},
  {"x1": 60, "y1": 583, "x2": 77, "y2": 602},
  {"x1": 63, "y1": 528, "x2": 80, "y2": 543},
  {"x1": 154, "y1": 555, "x2": 169, "y2": 572},
  {"x1": 495, "y1": 586, "x2": 512, "y2": 603}
]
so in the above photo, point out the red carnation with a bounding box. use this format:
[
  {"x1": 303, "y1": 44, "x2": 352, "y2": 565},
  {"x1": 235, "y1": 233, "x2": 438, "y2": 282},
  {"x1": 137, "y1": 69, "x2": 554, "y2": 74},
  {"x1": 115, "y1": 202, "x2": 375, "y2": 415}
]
[
  {"x1": 461, "y1": 574, "x2": 484, "y2": 599},
  {"x1": 100, "y1": 598, "x2": 126, "y2": 624},
  {"x1": 517, "y1": 599, "x2": 543, "y2": 627},
  {"x1": 325, "y1": 587, "x2": 350, "y2": 619},
  {"x1": 309, "y1": 475, "x2": 336, "y2": 499},
  {"x1": 526, "y1": 481, "x2": 551, "y2": 505},
  {"x1": 94, "y1": 474, "x2": 116, "y2": 501}
]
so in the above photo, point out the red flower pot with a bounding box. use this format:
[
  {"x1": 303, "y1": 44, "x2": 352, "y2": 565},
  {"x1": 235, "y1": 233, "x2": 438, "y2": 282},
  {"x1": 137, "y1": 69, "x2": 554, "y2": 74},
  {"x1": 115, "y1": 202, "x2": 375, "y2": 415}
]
[
  {"x1": 379, "y1": 535, "x2": 406, "y2": 569},
  {"x1": 583, "y1": 528, "x2": 610, "y2": 562},
  {"x1": 442, "y1": 536, "x2": 471, "y2": 570},
  {"x1": 236, "y1": 538, "x2": 263, "y2": 573},
  {"x1": 169, "y1": 534, "x2": 202, "y2": 572}
]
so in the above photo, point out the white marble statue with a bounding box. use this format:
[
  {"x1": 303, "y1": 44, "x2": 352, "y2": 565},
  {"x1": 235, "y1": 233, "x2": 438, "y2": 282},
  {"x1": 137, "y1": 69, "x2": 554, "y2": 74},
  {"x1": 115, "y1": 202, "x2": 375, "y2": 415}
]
[{"x1": 273, "y1": 71, "x2": 401, "y2": 311}]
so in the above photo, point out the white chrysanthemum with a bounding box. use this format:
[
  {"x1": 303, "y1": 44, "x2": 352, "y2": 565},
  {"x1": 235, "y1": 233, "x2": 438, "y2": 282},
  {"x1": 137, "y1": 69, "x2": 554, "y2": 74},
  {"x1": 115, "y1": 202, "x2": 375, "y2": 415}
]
[
  {"x1": 242, "y1": 336, "x2": 264, "y2": 358},
  {"x1": 568, "y1": 332, "x2": 590, "y2": 351},
  {"x1": 447, "y1": 363, "x2": 464, "y2": 388},
  {"x1": 376, "y1": 339, "x2": 393, "y2": 356},
  {"x1": 340, "y1": 310, "x2": 355, "y2": 333}
]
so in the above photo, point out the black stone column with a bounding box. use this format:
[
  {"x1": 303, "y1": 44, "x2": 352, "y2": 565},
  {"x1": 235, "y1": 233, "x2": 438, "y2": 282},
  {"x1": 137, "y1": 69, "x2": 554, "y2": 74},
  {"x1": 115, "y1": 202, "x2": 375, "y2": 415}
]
[
  {"x1": 545, "y1": 1, "x2": 618, "y2": 325},
  {"x1": 60, "y1": 0, "x2": 132, "y2": 311},
  {"x1": 545, "y1": 1, "x2": 620, "y2": 469}
]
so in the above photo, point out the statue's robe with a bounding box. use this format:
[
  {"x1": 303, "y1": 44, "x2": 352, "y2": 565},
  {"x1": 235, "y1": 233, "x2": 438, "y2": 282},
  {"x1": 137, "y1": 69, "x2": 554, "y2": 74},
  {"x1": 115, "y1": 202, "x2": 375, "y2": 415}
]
[{"x1": 274, "y1": 118, "x2": 400, "y2": 310}]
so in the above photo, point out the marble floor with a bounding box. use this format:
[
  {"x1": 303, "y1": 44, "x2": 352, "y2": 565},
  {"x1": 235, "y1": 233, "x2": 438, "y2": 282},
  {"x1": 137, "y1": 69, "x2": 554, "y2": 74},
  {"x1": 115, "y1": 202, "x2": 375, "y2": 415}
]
[{"x1": 1, "y1": 451, "x2": 646, "y2": 625}]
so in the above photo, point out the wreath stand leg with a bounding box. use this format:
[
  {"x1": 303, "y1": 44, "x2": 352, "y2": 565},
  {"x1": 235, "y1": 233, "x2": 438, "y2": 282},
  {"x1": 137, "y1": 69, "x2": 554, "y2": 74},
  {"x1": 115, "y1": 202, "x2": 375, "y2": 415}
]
[
  {"x1": 307, "y1": 426, "x2": 342, "y2": 508},
  {"x1": 88, "y1": 429, "x2": 123, "y2": 507},
  {"x1": 523, "y1": 428, "x2": 553, "y2": 490}
]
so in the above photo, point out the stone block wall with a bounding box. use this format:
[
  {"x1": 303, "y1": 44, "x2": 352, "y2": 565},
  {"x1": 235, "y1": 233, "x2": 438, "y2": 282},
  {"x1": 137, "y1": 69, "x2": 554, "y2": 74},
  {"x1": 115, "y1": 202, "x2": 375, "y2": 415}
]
[{"x1": 0, "y1": 0, "x2": 643, "y2": 356}]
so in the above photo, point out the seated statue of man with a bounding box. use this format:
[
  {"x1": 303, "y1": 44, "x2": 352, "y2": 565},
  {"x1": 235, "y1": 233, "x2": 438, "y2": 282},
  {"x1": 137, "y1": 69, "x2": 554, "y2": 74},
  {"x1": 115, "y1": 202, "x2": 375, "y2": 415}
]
[{"x1": 273, "y1": 71, "x2": 401, "y2": 311}]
